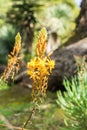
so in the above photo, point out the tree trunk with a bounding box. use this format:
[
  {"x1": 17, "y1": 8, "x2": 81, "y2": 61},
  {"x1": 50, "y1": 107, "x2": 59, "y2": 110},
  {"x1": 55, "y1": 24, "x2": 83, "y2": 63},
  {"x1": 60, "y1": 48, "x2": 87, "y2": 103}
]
[
  {"x1": 76, "y1": 0, "x2": 87, "y2": 32},
  {"x1": 66, "y1": 0, "x2": 87, "y2": 45},
  {"x1": 23, "y1": 25, "x2": 34, "y2": 54}
]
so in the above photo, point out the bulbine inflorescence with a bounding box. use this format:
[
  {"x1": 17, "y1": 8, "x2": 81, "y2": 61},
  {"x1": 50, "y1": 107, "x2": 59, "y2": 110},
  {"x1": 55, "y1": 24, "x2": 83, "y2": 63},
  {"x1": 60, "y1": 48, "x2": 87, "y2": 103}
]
[
  {"x1": 1, "y1": 33, "x2": 22, "y2": 82},
  {"x1": 27, "y1": 27, "x2": 55, "y2": 101}
]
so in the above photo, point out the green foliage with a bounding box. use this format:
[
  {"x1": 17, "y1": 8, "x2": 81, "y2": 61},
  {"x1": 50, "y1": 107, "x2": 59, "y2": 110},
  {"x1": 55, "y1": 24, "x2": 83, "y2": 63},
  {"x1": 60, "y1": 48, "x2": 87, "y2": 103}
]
[
  {"x1": 0, "y1": 25, "x2": 18, "y2": 64},
  {"x1": 6, "y1": 0, "x2": 45, "y2": 54},
  {"x1": 6, "y1": 0, "x2": 39, "y2": 27},
  {"x1": 0, "y1": 79, "x2": 9, "y2": 90},
  {"x1": 42, "y1": 0, "x2": 80, "y2": 43},
  {"x1": 56, "y1": 72, "x2": 87, "y2": 130},
  {"x1": 0, "y1": 0, "x2": 11, "y2": 27}
]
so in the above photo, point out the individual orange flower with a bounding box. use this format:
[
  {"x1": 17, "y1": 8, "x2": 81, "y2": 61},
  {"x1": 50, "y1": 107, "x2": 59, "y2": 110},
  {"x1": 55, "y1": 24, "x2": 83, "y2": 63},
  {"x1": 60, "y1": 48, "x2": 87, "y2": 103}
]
[{"x1": 47, "y1": 59, "x2": 55, "y2": 72}]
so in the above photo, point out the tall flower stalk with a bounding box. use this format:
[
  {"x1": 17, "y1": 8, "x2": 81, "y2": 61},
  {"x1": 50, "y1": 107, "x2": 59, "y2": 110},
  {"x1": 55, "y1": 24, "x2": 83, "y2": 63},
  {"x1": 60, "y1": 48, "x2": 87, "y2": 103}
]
[
  {"x1": 0, "y1": 33, "x2": 21, "y2": 84},
  {"x1": 22, "y1": 27, "x2": 55, "y2": 129}
]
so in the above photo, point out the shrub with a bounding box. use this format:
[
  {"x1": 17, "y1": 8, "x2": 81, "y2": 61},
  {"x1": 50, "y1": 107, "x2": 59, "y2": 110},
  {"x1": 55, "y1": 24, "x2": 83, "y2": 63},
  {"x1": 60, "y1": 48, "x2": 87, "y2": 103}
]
[{"x1": 56, "y1": 56, "x2": 87, "y2": 130}]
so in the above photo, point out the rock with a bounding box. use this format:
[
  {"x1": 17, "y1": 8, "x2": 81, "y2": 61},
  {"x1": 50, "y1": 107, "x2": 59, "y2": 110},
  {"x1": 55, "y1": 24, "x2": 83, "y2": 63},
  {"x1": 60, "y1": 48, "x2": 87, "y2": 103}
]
[{"x1": 48, "y1": 37, "x2": 87, "y2": 91}]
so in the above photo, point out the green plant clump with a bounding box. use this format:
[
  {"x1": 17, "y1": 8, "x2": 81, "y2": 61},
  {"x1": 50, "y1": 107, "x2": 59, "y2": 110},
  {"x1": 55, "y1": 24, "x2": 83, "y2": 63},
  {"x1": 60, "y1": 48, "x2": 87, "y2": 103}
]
[{"x1": 56, "y1": 59, "x2": 87, "y2": 130}]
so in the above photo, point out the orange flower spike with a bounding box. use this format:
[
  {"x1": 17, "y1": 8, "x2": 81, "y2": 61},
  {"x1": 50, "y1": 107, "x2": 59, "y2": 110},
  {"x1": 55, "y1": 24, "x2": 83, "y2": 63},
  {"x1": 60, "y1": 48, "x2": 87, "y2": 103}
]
[
  {"x1": 2, "y1": 32, "x2": 22, "y2": 82},
  {"x1": 36, "y1": 27, "x2": 47, "y2": 58}
]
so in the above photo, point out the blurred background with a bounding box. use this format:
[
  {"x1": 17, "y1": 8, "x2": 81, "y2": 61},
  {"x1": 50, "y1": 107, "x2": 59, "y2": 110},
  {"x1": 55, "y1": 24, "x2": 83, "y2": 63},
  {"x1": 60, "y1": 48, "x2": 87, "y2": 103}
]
[{"x1": 0, "y1": 0, "x2": 81, "y2": 64}]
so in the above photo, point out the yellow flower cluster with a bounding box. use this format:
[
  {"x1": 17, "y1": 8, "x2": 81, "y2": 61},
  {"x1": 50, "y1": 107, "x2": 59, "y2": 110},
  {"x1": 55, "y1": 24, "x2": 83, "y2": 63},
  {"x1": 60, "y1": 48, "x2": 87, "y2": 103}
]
[
  {"x1": 2, "y1": 33, "x2": 21, "y2": 82},
  {"x1": 27, "y1": 28, "x2": 55, "y2": 100}
]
